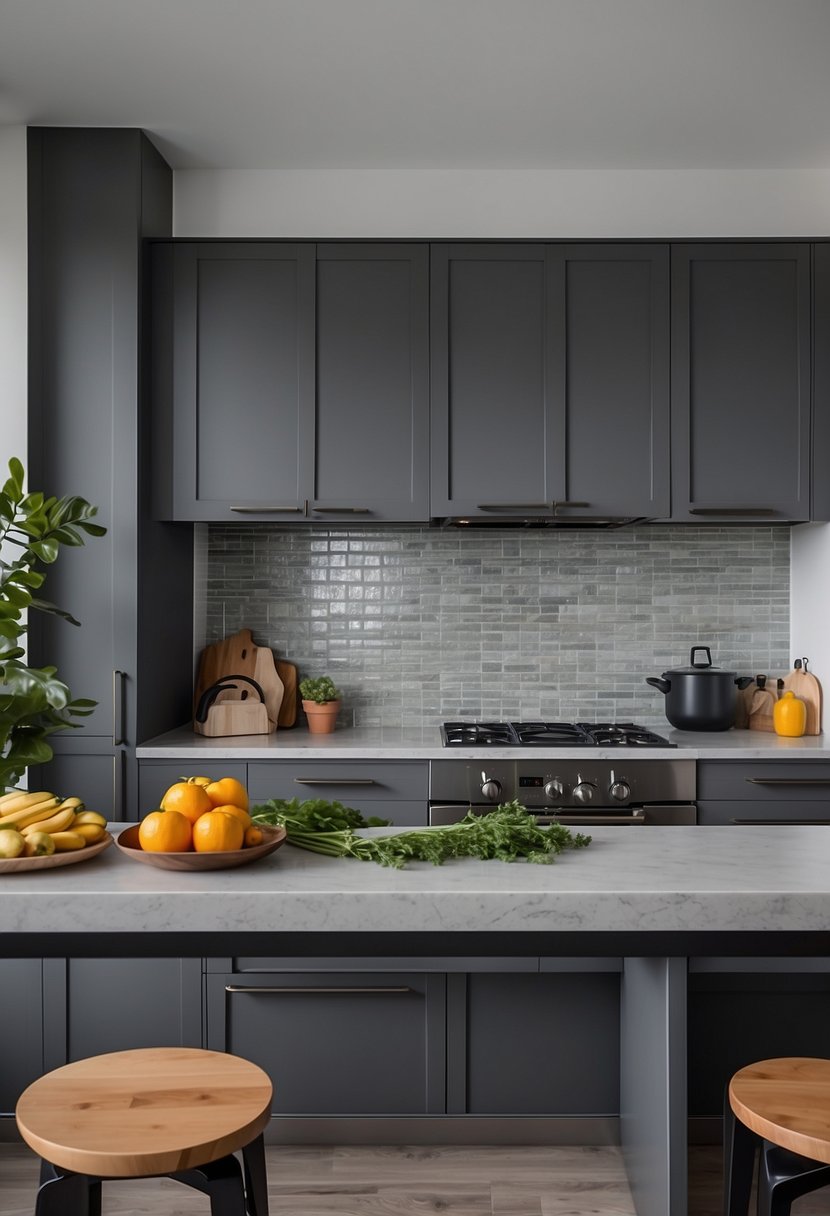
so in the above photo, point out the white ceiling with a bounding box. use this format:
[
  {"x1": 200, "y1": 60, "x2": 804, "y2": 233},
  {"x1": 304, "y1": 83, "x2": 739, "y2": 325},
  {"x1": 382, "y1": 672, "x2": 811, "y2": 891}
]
[{"x1": 1, "y1": 0, "x2": 829, "y2": 171}]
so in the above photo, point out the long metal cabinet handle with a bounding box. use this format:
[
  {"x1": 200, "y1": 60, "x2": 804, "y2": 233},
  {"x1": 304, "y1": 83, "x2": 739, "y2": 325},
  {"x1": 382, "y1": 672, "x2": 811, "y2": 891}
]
[
  {"x1": 311, "y1": 507, "x2": 372, "y2": 514},
  {"x1": 476, "y1": 502, "x2": 551, "y2": 511},
  {"x1": 746, "y1": 778, "x2": 830, "y2": 786},
  {"x1": 733, "y1": 818, "x2": 830, "y2": 825},
  {"x1": 230, "y1": 505, "x2": 306, "y2": 514},
  {"x1": 294, "y1": 778, "x2": 376, "y2": 786},
  {"x1": 537, "y1": 812, "x2": 645, "y2": 825},
  {"x1": 225, "y1": 985, "x2": 414, "y2": 995},
  {"x1": 689, "y1": 507, "x2": 776, "y2": 517},
  {"x1": 553, "y1": 501, "x2": 591, "y2": 510},
  {"x1": 112, "y1": 669, "x2": 126, "y2": 746}
]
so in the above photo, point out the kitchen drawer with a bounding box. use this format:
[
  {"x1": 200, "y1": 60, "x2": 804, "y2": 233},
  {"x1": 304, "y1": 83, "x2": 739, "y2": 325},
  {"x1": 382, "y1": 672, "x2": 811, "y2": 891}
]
[
  {"x1": 698, "y1": 761, "x2": 830, "y2": 801},
  {"x1": 697, "y1": 800, "x2": 830, "y2": 825},
  {"x1": 206, "y1": 971, "x2": 445, "y2": 1115},
  {"x1": 246, "y1": 761, "x2": 428, "y2": 802}
]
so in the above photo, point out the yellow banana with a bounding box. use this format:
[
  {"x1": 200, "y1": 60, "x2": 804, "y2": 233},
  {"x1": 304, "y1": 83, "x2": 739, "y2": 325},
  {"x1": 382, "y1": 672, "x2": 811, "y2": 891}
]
[
  {"x1": 74, "y1": 823, "x2": 106, "y2": 844},
  {"x1": 0, "y1": 791, "x2": 58, "y2": 820},
  {"x1": 22, "y1": 831, "x2": 56, "y2": 857},
  {"x1": 21, "y1": 807, "x2": 77, "y2": 836},
  {"x1": 50, "y1": 831, "x2": 87, "y2": 852},
  {"x1": 73, "y1": 811, "x2": 107, "y2": 828},
  {"x1": 0, "y1": 788, "x2": 33, "y2": 808},
  {"x1": 56, "y1": 796, "x2": 83, "y2": 811},
  {"x1": 0, "y1": 796, "x2": 62, "y2": 831}
]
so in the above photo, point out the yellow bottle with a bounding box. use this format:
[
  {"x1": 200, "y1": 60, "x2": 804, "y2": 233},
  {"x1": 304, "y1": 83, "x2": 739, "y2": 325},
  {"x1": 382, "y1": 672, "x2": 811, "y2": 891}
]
[{"x1": 773, "y1": 690, "x2": 807, "y2": 737}]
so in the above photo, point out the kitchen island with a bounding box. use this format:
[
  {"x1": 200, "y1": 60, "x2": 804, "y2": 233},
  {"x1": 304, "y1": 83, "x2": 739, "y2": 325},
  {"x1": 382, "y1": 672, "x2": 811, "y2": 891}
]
[{"x1": 4, "y1": 825, "x2": 830, "y2": 1216}]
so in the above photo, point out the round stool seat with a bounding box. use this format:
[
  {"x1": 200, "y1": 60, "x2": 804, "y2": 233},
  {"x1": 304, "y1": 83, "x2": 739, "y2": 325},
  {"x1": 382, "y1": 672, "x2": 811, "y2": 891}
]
[
  {"x1": 730, "y1": 1057, "x2": 830, "y2": 1165},
  {"x1": 15, "y1": 1047, "x2": 272, "y2": 1178}
]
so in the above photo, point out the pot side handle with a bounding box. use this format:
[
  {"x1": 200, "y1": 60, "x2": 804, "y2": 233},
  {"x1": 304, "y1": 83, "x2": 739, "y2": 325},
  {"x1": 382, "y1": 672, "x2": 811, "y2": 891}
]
[{"x1": 646, "y1": 677, "x2": 671, "y2": 695}]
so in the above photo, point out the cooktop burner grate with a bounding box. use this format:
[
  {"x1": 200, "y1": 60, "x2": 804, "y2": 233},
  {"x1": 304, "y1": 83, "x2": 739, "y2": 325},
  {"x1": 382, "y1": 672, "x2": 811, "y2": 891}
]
[{"x1": 440, "y1": 720, "x2": 674, "y2": 747}]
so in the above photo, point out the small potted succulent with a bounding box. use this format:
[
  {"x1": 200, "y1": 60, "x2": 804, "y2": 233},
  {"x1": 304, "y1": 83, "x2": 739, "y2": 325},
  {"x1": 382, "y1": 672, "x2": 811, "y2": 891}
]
[{"x1": 299, "y1": 675, "x2": 341, "y2": 735}]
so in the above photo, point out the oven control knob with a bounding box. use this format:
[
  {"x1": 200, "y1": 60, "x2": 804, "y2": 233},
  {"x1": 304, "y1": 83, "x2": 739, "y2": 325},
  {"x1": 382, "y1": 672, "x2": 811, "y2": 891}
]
[
  {"x1": 609, "y1": 779, "x2": 631, "y2": 802},
  {"x1": 480, "y1": 772, "x2": 502, "y2": 803},
  {"x1": 544, "y1": 778, "x2": 564, "y2": 801},
  {"x1": 573, "y1": 780, "x2": 596, "y2": 805}
]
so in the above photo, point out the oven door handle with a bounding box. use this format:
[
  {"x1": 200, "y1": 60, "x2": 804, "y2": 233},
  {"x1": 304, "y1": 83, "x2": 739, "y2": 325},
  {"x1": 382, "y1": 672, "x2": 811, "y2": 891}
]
[{"x1": 537, "y1": 811, "x2": 646, "y2": 826}]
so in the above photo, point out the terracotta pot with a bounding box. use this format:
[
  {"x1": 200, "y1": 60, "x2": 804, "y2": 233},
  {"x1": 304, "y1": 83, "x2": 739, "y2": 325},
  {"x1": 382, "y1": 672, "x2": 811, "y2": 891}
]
[{"x1": 302, "y1": 699, "x2": 340, "y2": 734}]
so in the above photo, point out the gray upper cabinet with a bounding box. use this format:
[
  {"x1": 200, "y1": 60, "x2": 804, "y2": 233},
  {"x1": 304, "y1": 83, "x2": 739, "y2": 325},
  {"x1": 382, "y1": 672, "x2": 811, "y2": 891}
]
[
  {"x1": 430, "y1": 243, "x2": 670, "y2": 521},
  {"x1": 670, "y1": 243, "x2": 811, "y2": 522},
  {"x1": 313, "y1": 244, "x2": 429, "y2": 521},
  {"x1": 813, "y1": 242, "x2": 830, "y2": 521},
  {"x1": 166, "y1": 242, "x2": 315, "y2": 521},
  {"x1": 156, "y1": 242, "x2": 429, "y2": 523}
]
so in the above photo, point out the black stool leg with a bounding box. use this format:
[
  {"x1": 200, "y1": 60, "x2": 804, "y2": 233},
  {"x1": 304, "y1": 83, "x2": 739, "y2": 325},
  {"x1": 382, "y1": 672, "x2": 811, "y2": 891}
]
[
  {"x1": 34, "y1": 1164, "x2": 97, "y2": 1216},
  {"x1": 242, "y1": 1133, "x2": 269, "y2": 1216},
  {"x1": 757, "y1": 1143, "x2": 830, "y2": 1216},
  {"x1": 724, "y1": 1089, "x2": 757, "y2": 1216},
  {"x1": 171, "y1": 1153, "x2": 247, "y2": 1215}
]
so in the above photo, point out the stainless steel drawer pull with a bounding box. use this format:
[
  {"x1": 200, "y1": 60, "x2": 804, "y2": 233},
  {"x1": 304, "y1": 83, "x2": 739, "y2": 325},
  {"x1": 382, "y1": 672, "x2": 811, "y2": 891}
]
[
  {"x1": 733, "y1": 819, "x2": 830, "y2": 826},
  {"x1": 746, "y1": 778, "x2": 830, "y2": 786},
  {"x1": 311, "y1": 507, "x2": 372, "y2": 514},
  {"x1": 476, "y1": 502, "x2": 551, "y2": 511},
  {"x1": 553, "y1": 501, "x2": 591, "y2": 510},
  {"x1": 537, "y1": 812, "x2": 645, "y2": 826},
  {"x1": 230, "y1": 505, "x2": 305, "y2": 514},
  {"x1": 294, "y1": 778, "x2": 376, "y2": 786},
  {"x1": 689, "y1": 507, "x2": 776, "y2": 517},
  {"x1": 226, "y1": 985, "x2": 413, "y2": 995}
]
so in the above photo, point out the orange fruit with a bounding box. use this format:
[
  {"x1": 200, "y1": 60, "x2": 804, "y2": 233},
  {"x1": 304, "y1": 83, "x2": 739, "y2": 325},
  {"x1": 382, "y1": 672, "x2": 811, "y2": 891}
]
[
  {"x1": 244, "y1": 825, "x2": 264, "y2": 848},
  {"x1": 192, "y1": 810, "x2": 245, "y2": 853},
  {"x1": 187, "y1": 775, "x2": 212, "y2": 787},
  {"x1": 160, "y1": 781, "x2": 213, "y2": 825},
  {"x1": 212, "y1": 802, "x2": 252, "y2": 829},
  {"x1": 138, "y1": 810, "x2": 192, "y2": 853},
  {"x1": 204, "y1": 776, "x2": 249, "y2": 812}
]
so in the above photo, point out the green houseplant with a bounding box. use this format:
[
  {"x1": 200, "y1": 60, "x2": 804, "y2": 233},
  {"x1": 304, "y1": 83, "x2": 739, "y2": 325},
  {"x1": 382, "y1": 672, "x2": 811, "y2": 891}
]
[
  {"x1": 299, "y1": 675, "x2": 341, "y2": 735},
  {"x1": 0, "y1": 458, "x2": 106, "y2": 793}
]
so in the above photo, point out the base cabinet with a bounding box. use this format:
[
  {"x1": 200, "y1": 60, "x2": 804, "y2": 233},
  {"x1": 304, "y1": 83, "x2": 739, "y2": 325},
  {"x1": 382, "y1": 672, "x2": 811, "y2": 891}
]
[
  {"x1": 447, "y1": 969, "x2": 621, "y2": 1115},
  {"x1": 0, "y1": 961, "x2": 44, "y2": 1115},
  {"x1": 206, "y1": 971, "x2": 446, "y2": 1115}
]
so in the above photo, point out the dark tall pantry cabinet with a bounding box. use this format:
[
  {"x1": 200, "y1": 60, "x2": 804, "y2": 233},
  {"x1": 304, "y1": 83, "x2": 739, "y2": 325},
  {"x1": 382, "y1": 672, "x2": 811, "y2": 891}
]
[{"x1": 27, "y1": 129, "x2": 193, "y2": 820}]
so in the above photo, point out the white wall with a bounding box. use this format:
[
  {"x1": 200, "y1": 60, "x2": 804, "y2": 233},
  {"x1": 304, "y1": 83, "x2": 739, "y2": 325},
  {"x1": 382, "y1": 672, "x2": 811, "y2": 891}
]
[
  {"x1": 174, "y1": 167, "x2": 830, "y2": 238},
  {"x1": 0, "y1": 126, "x2": 27, "y2": 470}
]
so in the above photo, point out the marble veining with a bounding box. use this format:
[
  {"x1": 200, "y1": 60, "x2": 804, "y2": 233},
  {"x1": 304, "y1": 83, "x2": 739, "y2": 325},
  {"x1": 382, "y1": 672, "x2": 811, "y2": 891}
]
[{"x1": 4, "y1": 826, "x2": 830, "y2": 936}]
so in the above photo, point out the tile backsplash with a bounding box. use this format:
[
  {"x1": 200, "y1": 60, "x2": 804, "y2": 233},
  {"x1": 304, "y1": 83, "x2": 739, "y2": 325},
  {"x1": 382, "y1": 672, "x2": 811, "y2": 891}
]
[{"x1": 198, "y1": 525, "x2": 790, "y2": 729}]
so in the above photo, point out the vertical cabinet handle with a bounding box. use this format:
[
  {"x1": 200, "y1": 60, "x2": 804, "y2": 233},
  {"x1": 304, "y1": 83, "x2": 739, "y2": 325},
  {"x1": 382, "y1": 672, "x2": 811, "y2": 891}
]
[{"x1": 112, "y1": 669, "x2": 126, "y2": 746}]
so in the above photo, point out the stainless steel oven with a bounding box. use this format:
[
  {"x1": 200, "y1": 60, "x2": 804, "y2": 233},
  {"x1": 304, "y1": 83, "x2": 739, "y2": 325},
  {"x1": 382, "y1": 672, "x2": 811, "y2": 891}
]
[{"x1": 429, "y1": 758, "x2": 697, "y2": 827}]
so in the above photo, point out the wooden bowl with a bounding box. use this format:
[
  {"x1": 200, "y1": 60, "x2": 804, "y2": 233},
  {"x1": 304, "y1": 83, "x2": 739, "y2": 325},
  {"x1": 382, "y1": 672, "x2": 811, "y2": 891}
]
[
  {"x1": 114, "y1": 824, "x2": 287, "y2": 872},
  {"x1": 0, "y1": 832, "x2": 113, "y2": 873}
]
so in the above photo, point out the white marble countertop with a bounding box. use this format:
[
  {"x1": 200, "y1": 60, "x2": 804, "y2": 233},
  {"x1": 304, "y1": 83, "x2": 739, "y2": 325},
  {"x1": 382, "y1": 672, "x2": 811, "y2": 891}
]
[
  {"x1": 4, "y1": 825, "x2": 830, "y2": 936},
  {"x1": 135, "y1": 724, "x2": 830, "y2": 761}
]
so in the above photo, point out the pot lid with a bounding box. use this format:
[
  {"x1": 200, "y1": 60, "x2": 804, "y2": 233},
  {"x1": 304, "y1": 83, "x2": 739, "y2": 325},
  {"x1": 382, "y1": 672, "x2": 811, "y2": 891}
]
[{"x1": 663, "y1": 646, "x2": 737, "y2": 676}]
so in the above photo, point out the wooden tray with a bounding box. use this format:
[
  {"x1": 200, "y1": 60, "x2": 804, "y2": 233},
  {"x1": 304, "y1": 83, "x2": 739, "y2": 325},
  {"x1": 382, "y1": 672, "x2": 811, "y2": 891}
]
[
  {"x1": 0, "y1": 832, "x2": 113, "y2": 874},
  {"x1": 114, "y1": 824, "x2": 287, "y2": 872}
]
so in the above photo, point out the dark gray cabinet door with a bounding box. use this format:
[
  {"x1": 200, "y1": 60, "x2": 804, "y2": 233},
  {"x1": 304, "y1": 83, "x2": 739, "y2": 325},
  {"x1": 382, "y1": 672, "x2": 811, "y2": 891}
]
[
  {"x1": 547, "y1": 245, "x2": 670, "y2": 519},
  {"x1": 431, "y1": 245, "x2": 551, "y2": 517},
  {"x1": 431, "y1": 243, "x2": 670, "y2": 521},
  {"x1": 313, "y1": 244, "x2": 429, "y2": 521},
  {"x1": 448, "y1": 971, "x2": 620, "y2": 1115},
  {"x1": 813, "y1": 242, "x2": 830, "y2": 521},
  {"x1": 207, "y1": 971, "x2": 445, "y2": 1115},
  {"x1": 0, "y1": 961, "x2": 43, "y2": 1115},
  {"x1": 171, "y1": 243, "x2": 315, "y2": 521},
  {"x1": 671, "y1": 243, "x2": 811, "y2": 521}
]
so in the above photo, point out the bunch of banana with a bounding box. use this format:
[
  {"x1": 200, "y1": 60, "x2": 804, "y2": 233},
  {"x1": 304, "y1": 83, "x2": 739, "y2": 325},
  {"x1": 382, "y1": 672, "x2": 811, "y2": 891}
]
[{"x1": 0, "y1": 790, "x2": 108, "y2": 860}]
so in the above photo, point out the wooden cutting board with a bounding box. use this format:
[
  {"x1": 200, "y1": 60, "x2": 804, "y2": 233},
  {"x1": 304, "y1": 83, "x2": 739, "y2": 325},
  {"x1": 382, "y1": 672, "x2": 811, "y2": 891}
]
[
  {"x1": 194, "y1": 629, "x2": 258, "y2": 714},
  {"x1": 253, "y1": 646, "x2": 284, "y2": 728},
  {"x1": 782, "y1": 659, "x2": 822, "y2": 735},
  {"x1": 275, "y1": 661, "x2": 298, "y2": 728}
]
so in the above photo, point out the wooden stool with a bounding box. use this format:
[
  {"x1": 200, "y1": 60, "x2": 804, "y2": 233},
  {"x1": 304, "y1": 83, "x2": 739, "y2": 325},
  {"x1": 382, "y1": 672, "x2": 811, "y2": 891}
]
[
  {"x1": 725, "y1": 1057, "x2": 830, "y2": 1215},
  {"x1": 15, "y1": 1047, "x2": 272, "y2": 1215}
]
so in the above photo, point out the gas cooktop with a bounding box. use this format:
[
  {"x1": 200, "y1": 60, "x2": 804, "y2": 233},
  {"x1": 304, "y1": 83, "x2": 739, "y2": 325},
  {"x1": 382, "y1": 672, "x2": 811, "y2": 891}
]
[{"x1": 440, "y1": 721, "x2": 675, "y2": 748}]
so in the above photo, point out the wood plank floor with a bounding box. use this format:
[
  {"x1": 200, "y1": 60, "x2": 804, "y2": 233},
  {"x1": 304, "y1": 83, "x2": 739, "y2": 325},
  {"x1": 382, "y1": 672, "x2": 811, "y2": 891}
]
[{"x1": 2, "y1": 1142, "x2": 830, "y2": 1215}]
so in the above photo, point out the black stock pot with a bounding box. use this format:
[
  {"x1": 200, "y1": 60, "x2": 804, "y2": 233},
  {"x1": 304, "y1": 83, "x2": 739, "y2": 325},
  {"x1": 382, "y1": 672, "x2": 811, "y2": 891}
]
[{"x1": 646, "y1": 646, "x2": 753, "y2": 731}]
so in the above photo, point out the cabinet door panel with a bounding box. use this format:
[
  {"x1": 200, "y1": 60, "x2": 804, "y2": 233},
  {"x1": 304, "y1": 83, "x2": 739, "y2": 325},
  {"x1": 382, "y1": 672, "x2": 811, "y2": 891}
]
[
  {"x1": 30, "y1": 745, "x2": 121, "y2": 820},
  {"x1": 0, "y1": 961, "x2": 43, "y2": 1115},
  {"x1": 671, "y1": 243, "x2": 811, "y2": 520},
  {"x1": 549, "y1": 245, "x2": 670, "y2": 518},
  {"x1": 314, "y1": 245, "x2": 429, "y2": 520},
  {"x1": 173, "y1": 243, "x2": 314, "y2": 520},
  {"x1": 210, "y1": 972, "x2": 444, "y2": 1115},
  {"x1": 431, "y1": 245, "x2": 551, "y2": 516}
]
